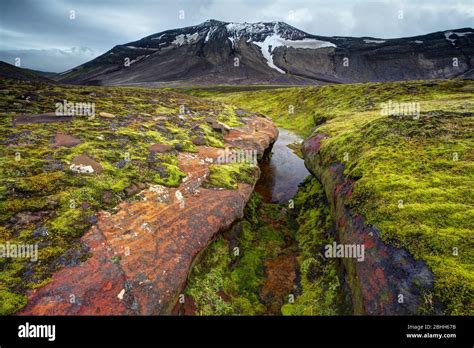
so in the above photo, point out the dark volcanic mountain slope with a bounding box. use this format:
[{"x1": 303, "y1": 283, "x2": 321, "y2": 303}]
[
  {"x1": 0, "y1": 61, "x2": 55, "y2": 83},
  {"x1": 56, "y1": 20, "x2": 474, "y2": 86}
]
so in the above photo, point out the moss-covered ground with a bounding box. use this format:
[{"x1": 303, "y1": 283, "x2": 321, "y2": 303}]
[
  {"x1": 1, "y1": 77, "x2": 472, "y2": 315},
  {"x1": 184, "y1": 193, "x2": 287, "y2": 315},
  {"x1": 0, "y1": 78, "x2": 246, "y2": 314},
  {"x1": 184, "y1": 179, "x2": 349, "y2": 315},
  {"x1": 179, "y1": 79, "x2": 474, "y2": 315}
]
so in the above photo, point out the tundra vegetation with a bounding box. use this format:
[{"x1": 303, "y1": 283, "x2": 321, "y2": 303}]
[
  {"x1": 0, "y1": 78, "x2": 246, "y2": 314},
  {"x1": 0, "y1": 78, "x2": 472, "y2": 315},
  {"x1": 180, "y1": 79, "x2": 474, "y2": 315}
]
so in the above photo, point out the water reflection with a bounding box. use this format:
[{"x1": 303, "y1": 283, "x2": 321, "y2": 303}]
[{"x1": 255, "y1": 128, "x2": 310, "y2": 204}]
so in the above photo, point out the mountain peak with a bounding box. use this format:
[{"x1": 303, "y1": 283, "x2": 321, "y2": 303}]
[
  {"x1": 58, "y1": 21, "x2": 474, "y2": 86},
  {"x1": 201, "y1": 19, "x2": 226, "y2": 25}
]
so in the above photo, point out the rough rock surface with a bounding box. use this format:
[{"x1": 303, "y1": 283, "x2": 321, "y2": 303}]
[
  {"x1": 70, "y1": 155, "x2": 103, "y2": 174},
  {"x1": 52, "y1": 133, "x2": 82, "y2": 148},
  {"x1": 302, "y1": 133, "x2": 442, "y2": 315},
  {"x1": 147, "y1": 143, "x2": 174, "y2": 153},
  {"x1": 13, "y1": 112, "x2": 72, "y2": 124},
  {"x1": 19, "y1": 115, "x2": 277, "y2": 315}
]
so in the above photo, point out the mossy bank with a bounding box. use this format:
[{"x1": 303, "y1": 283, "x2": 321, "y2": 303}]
[{"x1": 179, "y1": 79, "x2": 474, "y2": 315}]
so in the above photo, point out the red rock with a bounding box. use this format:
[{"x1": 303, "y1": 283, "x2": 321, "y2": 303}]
[
  {"x1": 217, "y1": 290, "x2": 231, "y2": 303},
  {"x1": 261, "y1": 254, "x2": 297, "y2": 314},
  {"x1": 70, "y1": 155, "x2": 103, "y2": 174},
  {"x1": 148, "y1": 143, "x2": 173, "y2": 153},
  {"x1": 171, "y1": 295, "x2": 197, "y2": 316},
  {"x1": 53, "y1": 133, "x2": 82, "y2": 148},
  {"x1": 19, "y1": 115, "x2": 278, "y2": 315}
]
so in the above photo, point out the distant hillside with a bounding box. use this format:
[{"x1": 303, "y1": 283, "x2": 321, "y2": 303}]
[{"x1": 0, "y1": 61, "x2": 55, "y2": 83}]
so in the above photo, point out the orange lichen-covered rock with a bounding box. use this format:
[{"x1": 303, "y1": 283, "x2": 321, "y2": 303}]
[{"x1": 20, "y1": 115, "x2": 278, "y2": 315}]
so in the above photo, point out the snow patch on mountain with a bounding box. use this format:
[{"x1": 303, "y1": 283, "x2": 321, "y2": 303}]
[
  {"x1": 444, "y1": 31, "x2": 473, "y2": 46},
  {"x1": 364, "y1": 39, "x2": 386, "y2": 44},
  {"x1": 150, "y1": 34, "x2": 165, "y2": 41},
  {"x1": 253, "y1": 34, "x2": 336, "y2": 74},
  {"x1": 173, "y1": 33, "x2": 200, "y2": 46},
  {"x1": 205, "y1": 27, "x2": 218, "y2": 43},
  {"x1": 126, "y1": 46, "x2": 160, "y2": 51}
]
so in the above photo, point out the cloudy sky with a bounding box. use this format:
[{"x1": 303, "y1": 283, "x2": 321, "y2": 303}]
[{"x1": 0, "y1": 0, "x2": 472, "y2": 72}]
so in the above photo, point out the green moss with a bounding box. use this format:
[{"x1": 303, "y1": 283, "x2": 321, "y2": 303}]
[
  {"x1": 283, "y1": 176, "x2": 346, "y2": 316},
  {"x1": 152, "y1": 163, "x2": 186, "y2": 187},
  {"x1": 216, "y1": 104, "x2": 244, "y2": 127},
  {"x1": 185, "y1": 238, "x2": 235, "y2": 315},
  {"x1": 0, "y1": 289, "x2": 27, "y2": 315},
  {"x1": 179, "y1": 79, "x2": 473, "y2": 137},
  {"x1": 185, "y1": 193, "x2": 290, "y2": 315},
  {"x1": 316, "y1": 109, "x2": 474, "y2": 314},
  {"x1": 205, "y1": 162, "x2": 257, "y2": 189},
  {"x1": 199, "y1": 123, "x2": 224, "y2": 148}
]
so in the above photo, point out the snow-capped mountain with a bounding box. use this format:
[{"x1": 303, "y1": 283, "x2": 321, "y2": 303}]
[{"x1": 56, "y1": 20, "x2": 474, "y2": 86}]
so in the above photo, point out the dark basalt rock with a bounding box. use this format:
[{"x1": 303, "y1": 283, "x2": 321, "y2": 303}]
[
  {"x1": 174, "y1": 143, "x2": 184, "y2": 152},
  {"x1": 192, "y1": 135, "x2": 206, "y2": 145}
]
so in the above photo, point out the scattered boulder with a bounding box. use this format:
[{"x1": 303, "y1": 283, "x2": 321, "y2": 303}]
[
  {"x1": 124, "y1": 183, "x2": 146, "y2": 197},
  {"x1": 210, "y1": 121, "x2": 231, "y2": 133},
  {"x1": 190, "y1": 120, "x2": 202, "y2": 130},
  {"x1": 235, "y1": 109, "x2": 250, "y2": 116},
  {"x1": 12, "y1": 211, "x2": 50, "y2": 225},
  {"x1": 14, "y1": 112, "x2": 72, "y2": 124},
  {"x1": 70, "y1": 155, "x2": 103, "y2": 174},
  {"x1": 148, "y1": 143, "x2": 173, "y2": 153},
  {"x1": 155, "y1": 125, "x2": 169, "y2": 134},
  {"x1": 192, "y1": 136, "x2": 206, "y2": 146},
  {"x1": 99, "y1": 112, "x2": 115, "y2": 118},
  {"x1": 53, "y1": 133, "x2": 82, "y2": 148},
  {"x1": 174, "y1": 143, "x2": 184, "y2": 152}
]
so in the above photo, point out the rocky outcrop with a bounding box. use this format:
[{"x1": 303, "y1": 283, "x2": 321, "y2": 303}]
[
  {"x1": 302, "y1": 133, "x2": 442, "y2": 315},
  {"x1": 19, "y1": 115, "x2": 277, "y2": 315}
]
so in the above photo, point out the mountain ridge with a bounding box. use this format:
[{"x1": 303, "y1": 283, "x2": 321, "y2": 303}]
[{"x1": 55, "y1": 20, "x2": 474, "y2": 86}]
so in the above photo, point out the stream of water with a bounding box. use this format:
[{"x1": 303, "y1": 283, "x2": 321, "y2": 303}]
[{"x1": 254, "y1": 128, "x2": 309, "y2": 203}]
